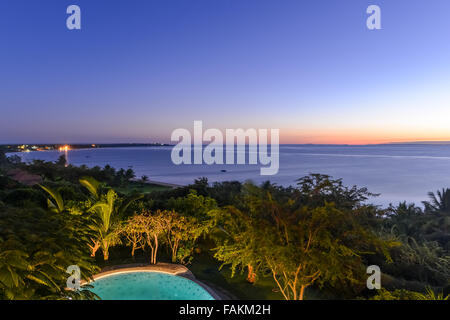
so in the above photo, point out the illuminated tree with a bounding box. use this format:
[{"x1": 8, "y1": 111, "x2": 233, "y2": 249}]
[
  {"x1": 122, "y1": 215, "x2": 146, "y2": 258},
  {"x1": 141, "y1": 211, "x2": 165, "y2": 264},
  {"x1": 212, "y1": 180, "x2": 397, "y2": 300},
  {"x1": 79, "y1": 176, "x2": 141, "y2": 260},
  {"x1": 0, "y1": 207, "x2": 99, "y2": 300},
  {"x1": 159, "y1": 210, "x2": 205, "y2": 264}
]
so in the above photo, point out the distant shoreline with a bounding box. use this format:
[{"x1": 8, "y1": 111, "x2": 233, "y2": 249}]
[
  {"x1": 3, "y1": 141, "x2": 450, "y2": 154},
  {"x1": 1, "y1": 143, "x2": 173, "y2": 153}
]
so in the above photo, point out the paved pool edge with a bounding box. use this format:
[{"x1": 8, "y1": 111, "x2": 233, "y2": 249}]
[{"x1": 83, "y1": 263, "x2": 223, "y2": 300}]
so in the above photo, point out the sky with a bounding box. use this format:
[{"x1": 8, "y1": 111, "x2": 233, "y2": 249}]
[{"x1": 1, "y1": 0, "x2": 450, "y2": 145}]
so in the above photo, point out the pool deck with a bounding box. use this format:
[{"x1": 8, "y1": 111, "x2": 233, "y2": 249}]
[{"x1": 84, "y1": 263, "x2": 225, "y2": 300}]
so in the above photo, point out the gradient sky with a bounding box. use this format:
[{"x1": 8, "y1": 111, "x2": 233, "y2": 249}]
[{"x1": 1, "y1": 0, "x2": 450, "y2": 144}]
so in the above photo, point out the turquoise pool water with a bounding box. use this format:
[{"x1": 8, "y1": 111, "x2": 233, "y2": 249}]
[{"x1": 88, "y1": 272, "x2": 214, "y2": 300}]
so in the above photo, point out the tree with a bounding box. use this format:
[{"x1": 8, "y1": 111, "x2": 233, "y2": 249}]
[
  {"x1": 123, "y1": 211, "x2": 164, "y2": 264},
  {"x1": 209, "y1": 206, "x2": 262, "y2": 283},
  {"x1": 386, "y1": 202, "x2": 424, "y2": 239},
  {"x1": 56, "y1": 154, "x2": 67, "y2": 167},
  {"x1": 125, "y1": 168, "x2": 135, "y2": 181},
  {"x1": 167, "y1": 190, "x2": 218, "y2": 219},
  {"x1": 416, "y1": 287, "x2": 450, "y2": 300},
  {"x1": 159, "y1": 210, "x2": 204, "y2": 264},
  {"x1": 85, "y1": 190, "x2": 122, "y2": 260},
  {"x1": 0, "y1": 150, "x2": 9, "y2": 168},
  {"x1": 264, "y1": 203, "x2": 396, "y2": 300},
  {"x1": 39, "y1": 185, "x2": 65, "y2": 214},
  {"x1": 0, "y1": 207, "x2": 99, "y2": 300},
  {"x1": 296, "y1": 174, "x2": 378, "y2": 210},
  {"x1": 79, "y1": 177, "x2": 141, "y2": 260},
  {"x1": 370, "y1": 287, "x2": 450, "y2": 300},
  {"x1": 423, "y1": 188, "x2": 450, "y2": 214},
  {"x1": 212, "y1": 180, "x2": 397, "y2": 300},
  {"x1": 205, "y1": 181, "x2": 243, "y2": 207},
  {"x1": 40, "y1": 176, "x2": 141, "y2": 260},
  {"x1": 143, "y1": 211, "x2": 165, "y2": 264},
  {"x1": 383, "y1": 238, "x2": 450, "y2": 285},
  {"x1": 421, "y1": 189, "x2": 450, "y2": 246},
  {"x1": 122, "y1": 215, "x2": 146, "y2": 259}
]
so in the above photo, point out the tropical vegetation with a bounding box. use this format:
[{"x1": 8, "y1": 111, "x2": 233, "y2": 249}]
[{"x1": 1, "y1": 151, "x2": 449, "y2": 300}]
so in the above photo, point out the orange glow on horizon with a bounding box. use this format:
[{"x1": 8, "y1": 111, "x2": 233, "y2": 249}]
[{"x1": 279, "y1": 128, "x2": 450, "y2": 145}]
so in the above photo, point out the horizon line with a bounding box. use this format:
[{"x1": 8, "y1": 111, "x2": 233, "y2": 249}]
[{"x1": 3, "y1": 141, "x2": 450, "y2": 147}]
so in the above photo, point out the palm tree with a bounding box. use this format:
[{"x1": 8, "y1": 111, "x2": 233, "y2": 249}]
[
  {"x1": 0, "y1": 207, "x2": 100, "y2": 300},
  {"x1": 423, "y1": 188, "x2": 450, "y2": 214},
  {"x1": 422, "y1": 189, "x2": 450, "y2": 241},
  {"x1": 88, "y1": 189, "x2": 122, "y2": 260},
  {"x1": 388, "y1": 202, "x2": 423, "y2": 240},
  {"x1": 39, "y1": 185, "x2": 65, "y2": 214},
  {"x1": 80, "y1": 176, "x2": 142, "y2": 260},
  {"x1": 125, "y1": 168, "x2": 135, "y2": 181},
  {"x1": 416, "y1": 287, "x2": 450, "y2": 300},
  {"x1": 79, "y1": 176, "x2": 101, "y2": 200}
]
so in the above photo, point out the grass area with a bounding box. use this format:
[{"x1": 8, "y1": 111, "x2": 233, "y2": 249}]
[
  {"x1": 187, "y1": 251, "x2": 282, "y2": 300},
  {"x1": 115, "y1": 181, "x2": 171, "y2": 195}
]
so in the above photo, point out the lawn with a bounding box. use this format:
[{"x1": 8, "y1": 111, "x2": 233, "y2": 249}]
[{"x1": 115, "y1": 181, "x2": 172, "y2": 195}]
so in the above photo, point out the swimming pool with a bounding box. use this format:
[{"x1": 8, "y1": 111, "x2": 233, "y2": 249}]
[{"x1": 87, "y1": 271, "x2": 215, "y2": 300}]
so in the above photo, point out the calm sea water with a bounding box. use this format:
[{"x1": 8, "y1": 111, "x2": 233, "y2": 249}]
[{"x1": 13, "y1": 144, "x2": 450, "y2": 207}]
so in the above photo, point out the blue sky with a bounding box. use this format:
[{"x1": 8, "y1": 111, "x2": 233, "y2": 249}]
[{"x1": 1, "y1": 0, "x2": 450, "y2": 144}]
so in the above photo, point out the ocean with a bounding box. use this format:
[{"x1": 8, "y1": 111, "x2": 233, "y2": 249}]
[{"x1": 12, "y1": 144, "x2": 450, "y2": 207}]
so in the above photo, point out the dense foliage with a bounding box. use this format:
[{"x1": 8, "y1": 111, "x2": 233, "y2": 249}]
[{"x1": 1, "y1": 150, "x2": 449, "y2": 300}]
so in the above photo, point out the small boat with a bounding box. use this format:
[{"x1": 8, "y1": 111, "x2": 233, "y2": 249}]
[{"x1": 221, "y1": 169, "x2": 227, "y2": 172}]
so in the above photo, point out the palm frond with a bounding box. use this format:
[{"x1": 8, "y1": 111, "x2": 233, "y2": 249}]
[
  {"x1": 39, "y1": 185, "x2": 64, "y2": 213},
  {"x1": 79, "y1": 176, "x2": 101, "y2": 199}
]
